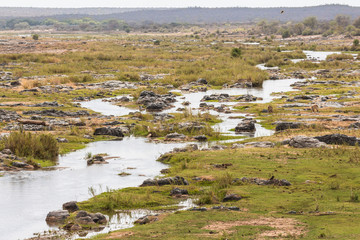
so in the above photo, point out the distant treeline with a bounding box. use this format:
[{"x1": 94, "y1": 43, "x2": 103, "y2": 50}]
[
  {"x1": 252, "y1": 16, "x2": 360, "y2": 37},
  {"x1": 0, "y1": 4, "x2": 360, "y2": 23},
  {"x1": 2, "y1": 15, "x2": 360, "y2": 38}
]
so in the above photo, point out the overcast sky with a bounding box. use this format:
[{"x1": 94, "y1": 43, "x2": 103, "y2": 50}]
[{"x1": 1, "y1": 0, "x2": 360, "y2": 8}]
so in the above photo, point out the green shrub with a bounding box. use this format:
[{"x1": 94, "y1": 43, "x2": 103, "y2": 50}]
[
  {"x1": 3, "y1": 131, "x2": 59, "y2": 160},
  {"x1": 231, "y1": 48, "x2": 242, "y2": 58}
]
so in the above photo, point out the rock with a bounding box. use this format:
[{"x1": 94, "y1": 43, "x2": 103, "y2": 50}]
[
  {"x1": 140, "y1": 176, "x2": 189, "y2": 187},
  {"x1": 240, "y1": 177, "x2": 291, "y2": 186},
  {"x1": 62, "y1": 201, "x2": 79, "y2": 213},
  {"x1": 134, "y1": 216, "x2": 150, "y2": 225},
  {"x1": 289, "y1": 136, "x2": 328, "y2": 148},
  {"x1": 235, "y1": 119, "x2": 256, "y2": 132},
  {"x1": 91, "y1": 213, "x2": 107, "y2": 224},
  {"x1": 189, "y1": 207, "x2": 207, "y2": 212},
  {"x1": 76, "y1": 216, "x2": 95, "y2": 225},
  {"x1": 244, "y1": 141, "x2": 275, "y2": 148},
  {"x1": 236, "y1": 94, "x2": 258, "y2": 102},
  {"x1": 11, "y1": 161, "x2": 29, "y2": 168},
  {"x1": 315, "y1": 134, "x2": 359, "y2": 146},
  {"x1": 23, "y1": 109, "x2": 90, "y2": 117},
  {"x1": 94, "y1": 127, "x2": 124, "y2": 137},
  {"x1": 223, "y1": 194, "x2": 242, "y2": 202},
  {"x1": 170, "y1": 188, "x2": 189, "y2": 196},
  {"x1": 165, "y1": 132, "x2": 186, "y2": 140},
  {"x1": 46, "y1": 210, "x2": 70, "y2": 224},
  {"x1": 87, "y1": 155, "x2": 108, "y2": 165},
  {"x1": 1, "y1": 149, "x2": 12, "y2": 155},
  {"x1": 194, "y1": 135, "x2": 207, "y2": 141},
  {"x1": 196, "y1": 78, "x2": 208, "y2": 85},
  {"x1": 275, "y1": 122, "x2": 302, "y2": 131},
  {"x1": 76, "y1": 210, "x2": 91, "y2": 219},
  {"x1": 231, "y1": 143, "x2": 245, "y2": 149},
  {"x1": 56, "y1": 137, "x2": 69, "y2": 143},
  {"x1": 349, "y1": 122, "x2": 360, "y2": 128}
]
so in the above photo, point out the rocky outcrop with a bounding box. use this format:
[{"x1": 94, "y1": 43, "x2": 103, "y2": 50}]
[
  {"x1": 75, "y1": 211, "x2": 107, "y2": 225},
  {"x1": 140, "y1": 176, "x2": 189, "y2": 187},
  {"x1": 137, "y1": 91, "x2": 176, "y2": 111},
  {"x1": 315, "y1": 134, "x2": 360, "y2": 146},
  {"x1": 238, "y1": 177, "x2": 291, "y2": 186},
  {"x1": 289, "y1": 136, "x2": 328, "y2": 148},
  {"x1": 23, "y1": 109, "x2": 90, "y2": 117},
  {"x1": 93, "y1": 127, "x2": 124, "y2": 137},
  {"x1": 0, "y1": 109, "x2": 20, "y2": 122},
  {"x1": 275, "y1": 122, "x2": 302, "y2": 131}
]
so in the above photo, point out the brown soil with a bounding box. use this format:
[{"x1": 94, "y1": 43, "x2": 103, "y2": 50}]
[{"x1": 203, "y1": 217, "x2": 306, "y2": 239}]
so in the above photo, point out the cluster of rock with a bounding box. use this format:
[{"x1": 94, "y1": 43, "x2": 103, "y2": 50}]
[
  {"x1": 23, "y1": 109, "x2": 90, "y2": 117},
  {"x1": 0, "y1": 71, "x2": 14, "y2": 81},
  {"x1": 275, "y1": 122, "x2": 303, "y2": 131},
  {"x1": 0, "y1": 109, "x2": 20, "y2": 122},
  {"x1": 93, "y1": 127, "x2": 124, "y2": 137},
  {"x1": 236, "y1": 177, "x2": 291, "y2": 186},
  {"x1": 201, "y1": 93, "x2": 260, "y2": 102},
  {"x1": 87, "y1": 155, "x2": 108, "y2": 165},
  {"x1": 140, "y1": 176, "x2": 189, "y2": 187},
  {"x1": 282, "y1": 134, "x2": 360, "y2": 148},
  {"x1": 85, "y1": 80, "x2": 137, "y2": 90},
  {"x1": 137, "y1": 91, "x2": 176, "y2": 111},
  {"x1": 140, "y1": 73, "x2": 169, "y2": 81},
  {"x1": 0, "y1": 149, "x2": 37, "y2": 171}
]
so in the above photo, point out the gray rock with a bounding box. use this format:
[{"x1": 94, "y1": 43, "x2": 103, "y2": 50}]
[
  {"x1": 94, "y1": 127, "x2": 124, "y2": 137},
  {"x1": 289, "y1": 136, "x2": 328, "y2": 148},
  {"x1": 170, "y1": 188, "x2": 189, "y2": 196},
  {"x1": 235, "y1": 119, "x2": 256, "y2": 132},
  {"x1": 315, "y1": 134, "x2": 359, "y2": 146},
  {"x1": 275, "y1": 122, "x2": 302, "y2": 131},
  {"x1": 223, "y1": 194, "x2": 242, "y2": 202},
  {"x1": 46, "y1": 210, "x2": 70, "y2": 224},
  {"x1": 140, "y1": 176, "x2": 189, "y2": 187},
  {"x1": 62, "y1": 201, "x2": 79, "y2": 213}
]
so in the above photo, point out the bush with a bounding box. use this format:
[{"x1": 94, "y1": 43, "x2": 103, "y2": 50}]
[
  {"x1": 231, "y1": 48, "x2": 242, "y2": 58},
  {"x1": 3, "y1": 131, "x2": 59, "y2": 160},
  {"x1": 32, "y1": 34, "x2": 39, "y2": 40}
]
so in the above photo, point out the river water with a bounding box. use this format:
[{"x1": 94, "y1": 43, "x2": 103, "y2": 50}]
[{"x1": 0, "y1": 50, "x2": 332, "y2": 240}]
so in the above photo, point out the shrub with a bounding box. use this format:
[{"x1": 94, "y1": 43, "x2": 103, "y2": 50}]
[
  {"x1": 231, "y1": 48, "x2": 242, "y2": 58},
  {"x1": 3, "y1": 131, "x2": 59, "y2": 160},
  {"x1": 32, "y1": 34, "x2": 39, "y2": 40}
]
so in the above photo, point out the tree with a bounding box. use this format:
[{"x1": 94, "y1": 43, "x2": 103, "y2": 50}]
[
  {"x1": 354, "y1": 39, "x2": 359, "y2": 47},
  {"x1": 292, "y1": 23, "x2": 305, "y2": 35},
  {"x1": 303, "y1": 17, "x2": 318, "y2": 29},
  {"x1": 335, "y1": 15, "x2": 350, "y2": 28},
  {"x1": 282, "y1": 30, "x2": 290, "y2": 39},
  {"x1": 354, "y1": 17, "x2": 360, "y2": 29},
  {"x1": 32, "y1": 34, "x2": 39, "y2": 40}
]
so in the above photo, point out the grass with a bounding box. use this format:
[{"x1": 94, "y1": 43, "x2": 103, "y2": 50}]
[
  {"x1": 2, "y1": 131, "x2": 59, "y2": 160},
  {"x1": 87, "y1": 146, "x2": 360, "y2": 239}
]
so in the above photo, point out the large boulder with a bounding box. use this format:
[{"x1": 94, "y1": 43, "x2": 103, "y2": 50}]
[
  {"x1": 289, "y1": 136, "x2": 327, "y2": 148},
  {"x1": 62, "y1": 201, "x2": 79, "y2": 213},
  {"x1": 46, "y1": 210, "x2": 70, "y2": 224},
  {"x1": 235, "y1": 119, "x2": 256, "y2": 132},
  {"x1": 94, "y1": 127, "x2": 124, "y2": 137},
  {"x1": 275, "y1": 122, "x2": 302, "y2": 131},
  {"x1": 140, "y1": 176, "x2": 189, "y2": 187},
  {"x1": 315, "y1": 134, "x2": 359, "y2": 146}
]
